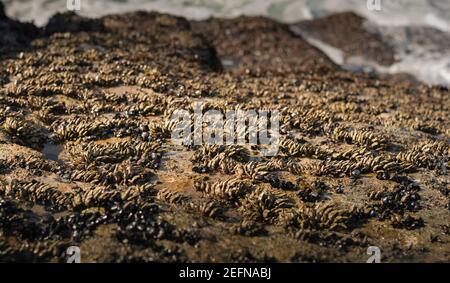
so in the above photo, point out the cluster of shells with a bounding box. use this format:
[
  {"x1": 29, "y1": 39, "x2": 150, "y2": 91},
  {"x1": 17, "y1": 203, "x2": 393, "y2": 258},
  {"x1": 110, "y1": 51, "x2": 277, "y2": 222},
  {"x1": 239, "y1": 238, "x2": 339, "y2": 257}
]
[{"x1": 0, "y1": 11, "x2": 449, "y2": 262}]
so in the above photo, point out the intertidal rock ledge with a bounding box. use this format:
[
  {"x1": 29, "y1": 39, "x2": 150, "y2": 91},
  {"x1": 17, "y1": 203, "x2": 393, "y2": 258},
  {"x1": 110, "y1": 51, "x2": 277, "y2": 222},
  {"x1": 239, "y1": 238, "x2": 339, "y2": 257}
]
[{"x1": 0, "y1": 7, "x2": 449, "y2": 263}]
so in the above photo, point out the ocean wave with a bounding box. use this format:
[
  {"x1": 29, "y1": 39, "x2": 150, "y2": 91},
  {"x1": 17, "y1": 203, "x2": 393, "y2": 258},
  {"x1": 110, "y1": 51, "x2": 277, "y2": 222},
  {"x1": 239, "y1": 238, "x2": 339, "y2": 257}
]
[{"x1": 3, "y1": 0, "x2": 449, "y2": 30}]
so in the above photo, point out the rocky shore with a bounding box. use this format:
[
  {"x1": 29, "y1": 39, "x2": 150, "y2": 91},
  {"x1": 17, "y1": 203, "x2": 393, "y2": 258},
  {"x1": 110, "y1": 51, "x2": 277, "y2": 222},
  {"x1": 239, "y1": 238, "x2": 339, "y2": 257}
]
[
  {"x1": 0, "y1": 5, "x2": 449, "y2": 262},
  {"x1": 293, "y1": 12, "x2": 397, "y2": 67}
]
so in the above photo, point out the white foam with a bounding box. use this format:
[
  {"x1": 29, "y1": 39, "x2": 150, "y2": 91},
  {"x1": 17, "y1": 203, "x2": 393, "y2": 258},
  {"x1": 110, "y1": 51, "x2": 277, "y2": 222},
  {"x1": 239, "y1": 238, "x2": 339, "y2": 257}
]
[{"x1": 6, "y1": 0, "x2": 448, "y2": 30}]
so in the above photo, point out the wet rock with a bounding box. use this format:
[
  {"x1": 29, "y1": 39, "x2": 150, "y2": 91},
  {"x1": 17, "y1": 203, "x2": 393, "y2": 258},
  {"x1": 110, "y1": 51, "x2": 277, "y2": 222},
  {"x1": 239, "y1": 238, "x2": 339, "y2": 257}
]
[
  {"x1": 0, "y1": 3, "x2": 40, "y2": 54},
  {"x1": 45, "y1": 12, "x2": 105, "y2": 34},
  {"x1": 293, "y1": 12, "x2": 397, "y2": 66}
]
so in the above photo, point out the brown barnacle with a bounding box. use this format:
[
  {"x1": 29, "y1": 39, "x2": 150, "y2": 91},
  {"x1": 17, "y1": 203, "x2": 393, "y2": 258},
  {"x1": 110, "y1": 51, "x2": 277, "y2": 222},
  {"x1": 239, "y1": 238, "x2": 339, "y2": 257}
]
[
  {"x1": 147, "y1": 120, "x2": 172, "y2": 140},
  {"x1": 331, "y1": 126, "x2": 388, "y2": 149},
  {"x1": 190, "y1": 199, "x2": 223, "y2": 218},
  {"x1": 51, "y1": 117, "x2": 110, "y2": 141},
  {"x1": 223, "y1": 145, "x2": 250, "y2": 162},
  {"x1": 275, "y1": 207, "x2": 302, "y2": 227},
  {"x1": 163, "y1": 117, "x2": 185, "y2": 138},
  {"x1": 191, "y1": 145, "x2": 248, "y2": 174},
  {"x1": 397, "y1": 161, "x2": 416, "y2": 173},
  {"x1": 67, "y1": 140, "x2": 160, "y2": 168},
  {"x1": 279, "y1": 137, "x2": 328, "y2": 159},
  {"x1": 191, "y1": 145, "x2": 218, "y2": 163},
  {"x1": 124, "y1": 101, "x2": 159, "y2": 116},
  {"x1": 89, "y1": 101, "x2": 109, "y2": 115},
  {"x1": 72, "y1": 186, "x2": 119, "y2": 208},
  {"x1": 329, "y1": 101, "x2": 361, "y2": 114},
  {"x1": 265, "y1": 157, "x2": 287, "y2": 171},
  {"x1": 396, "y1": 140, "x2": 449, "y2": 170},
  {"x1": 292, "y1": 204, "x2": 318, "y2": 229},
  {"x1": 231, "y1": 220, "x2": 265, "y2": 236},
  {"x1": 163, "y1": 97, "x2": 191, "y2": 117},
  {"x1": 75, "y1": 161, "x2": 153, "y2": 186},
  {"x1": 3, "y1": 179, "x2": 73, "y2": 211},
  {"x1": 234, "y1": 161, "x2": 269, "y2": 182},
  {"x1": 206, "y1": 153, "x2": 238, "y2": 174},
  {"x1": 284, "y1": 159, "x2": 307, "y2": 175},
  {"x1": 119, "y1": 183, "x2": 155, "y2": 202},
  {"x1": 239, "y1": 188, "x2": 295, "y2": 223},
  {"x1": 283, "y1": 108, "x2": 333, "y2": 135},
  {"x1": 110, "y1": 162, "x2": 151, "y2": 185},
  {"x1": 5, "y1": 84, "x2": 35, "y2": 97},
  {"x1": 419, "y1": 140, "x2": 448, "y2": 155},
  {"x1": 11, "y1": 155, "x2": 57, "y2": 173},
  {"x1": 313, "y1": 202, "x2": 356, "y2": 230},
  {"x1": 293, "y1": 201, "x2": 357, "y2": 231},
  {"x1": 396, "y1": 150, "x2": 425, "y2": 168},
  {"x1": 192, "y1": 145, "x2": 249, "y2": 164},
  {"x1": 331, "y1": 147, "x2": 370, "y2": 161},
  {"x1": 368, "y1": 188, "x2": 386, "y2": 201},
  {"x1": 303, "y1": 160, "x2": 329, "y2": 176},
  {"x1": 305, "y1": 160, "x2": 357, "y2": 177},
  {"x1": 2, "y1": 116, "x2": 47, "y2": 149},
  {"x1": 156, "y1": 188, "x2": 187, "y2": 206},
  {"x1": 194, "y1": 177, "x2": 249, "y2": 200},
  {"x1": 70, "y1": 168, "x2": 102, "y2": 184},
  {"x1": 51, "y1": 118, "x2": 83, "y2": 141},
  {"x1": 355, "y1": 154, "x2": 401, "y2": 175}
]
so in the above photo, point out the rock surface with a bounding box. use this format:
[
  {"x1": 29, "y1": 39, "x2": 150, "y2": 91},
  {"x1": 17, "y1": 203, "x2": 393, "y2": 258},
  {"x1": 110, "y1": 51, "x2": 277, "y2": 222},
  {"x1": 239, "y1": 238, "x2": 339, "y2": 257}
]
[
  {"x1": 0, "y1": 9, "x2": 449, "y2": 263},
  {"x1": 0, "y1": 3, "x2": 40, "y2": 54},
  {"x1": 292, "y1": 12, "x2": 397, "y2": 66}
]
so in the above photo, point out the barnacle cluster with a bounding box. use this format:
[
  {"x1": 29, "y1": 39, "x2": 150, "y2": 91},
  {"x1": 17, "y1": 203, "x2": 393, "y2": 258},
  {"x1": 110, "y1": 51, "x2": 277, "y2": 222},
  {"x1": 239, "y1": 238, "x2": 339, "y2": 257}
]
[
  {"x1": 240, "y1": 188, "x2": 296, "y2": 223},
  {"x1": 2, "y1": 116, "x2": 46, "y2": 149},
  {"x1": 194, "y1": 177, "x2": 250, "y2": 200},
  {"x1": 331, "y1": 126, "x2": 388, "y2": 149},
  {"x1": 0, "y1": 10, "x2": 448, "y2": 262}
]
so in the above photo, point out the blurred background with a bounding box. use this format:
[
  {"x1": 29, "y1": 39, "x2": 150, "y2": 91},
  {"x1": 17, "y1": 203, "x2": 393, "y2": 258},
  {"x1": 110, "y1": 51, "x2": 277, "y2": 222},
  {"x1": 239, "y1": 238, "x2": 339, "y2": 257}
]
[{"x1": 2, "y1": 0, "x2": 450, "y2": 86}]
